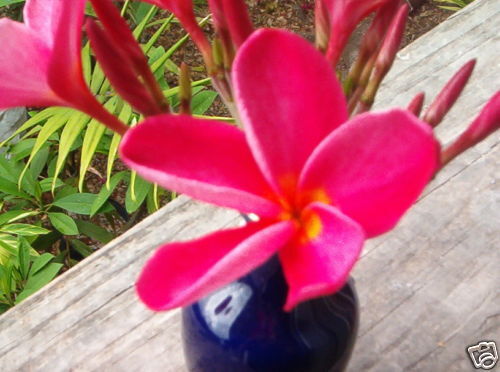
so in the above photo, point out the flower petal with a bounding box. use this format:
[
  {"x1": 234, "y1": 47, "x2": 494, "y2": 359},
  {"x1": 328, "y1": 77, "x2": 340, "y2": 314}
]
[
  {"x1": 120, "y1": 114, "x2": 281, "y2": 217},
  {"x1": 299, "y1": 109, "x2": 439, "y2": 237},
  {"x1": 23, "y1": 0, "x2": 64, "y2": 48},
  {"x1": 137, "y1": 220, "x2": 295, "y2": 310},
  {"x1": 47, "y1": 0, "x2": 90, "y2": 105},
  {"x1": 0, "y1": 19, "x2": 61, "y2": 108},
  {"x1": 279, "y1": 202, "x2": 364, "y2": 311},
  {"x1": 233, "y1": 29, "x2": 348, "y2": 199}
]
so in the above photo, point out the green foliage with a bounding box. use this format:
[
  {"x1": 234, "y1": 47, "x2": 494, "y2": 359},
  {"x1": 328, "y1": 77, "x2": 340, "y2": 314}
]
[
  {"x1": 434, "y1": 0, "x2": 475, "y2": 11},
  {"x1": 0, "y1": 1, "x2": 221, "y2": 310}
]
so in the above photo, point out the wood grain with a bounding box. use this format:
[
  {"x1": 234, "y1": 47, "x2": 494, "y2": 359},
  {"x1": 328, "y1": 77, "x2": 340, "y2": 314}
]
[{"x1": 0, "y1": 0, "x2": 498, "y2": 370}]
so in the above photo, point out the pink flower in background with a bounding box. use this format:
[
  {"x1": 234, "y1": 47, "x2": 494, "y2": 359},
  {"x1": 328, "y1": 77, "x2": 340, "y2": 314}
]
[
  {"x1": 121, "y1": 29, "x2": 439, "y2": 311},
  {"x1": 0, "y1": 0, "x2": 127, "y2": 134}
]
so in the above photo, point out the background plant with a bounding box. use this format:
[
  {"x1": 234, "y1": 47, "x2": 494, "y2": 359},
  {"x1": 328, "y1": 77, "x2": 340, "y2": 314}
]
[{"x1": 0, "y1": 1, "x2": 221, "y2": 312}]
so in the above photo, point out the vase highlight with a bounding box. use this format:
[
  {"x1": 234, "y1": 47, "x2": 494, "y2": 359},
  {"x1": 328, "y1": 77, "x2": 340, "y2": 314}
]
[{"x1": 182, "y1": 256, "x2": 359, "y2": 371}]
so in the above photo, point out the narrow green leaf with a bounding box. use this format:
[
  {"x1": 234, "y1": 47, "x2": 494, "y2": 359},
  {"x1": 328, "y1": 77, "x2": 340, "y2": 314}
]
[
  {"x1": 19, "y1": 111, "x2": 72, "y2": 188},
  {"x1": 106, "y1": 103, "x2": 131, "y2": 187},
  {"x1": 18, "y1": 237, "x2": 31, "y2": 281},
  {"x1": 132, "y1": 4, "x2": 158, "y2": 39},
  {"x1": 48, "y1": 213, "x2": 79, "y2": 235},
  {"x1": 78, "y1": 121, "x2": 107, "y2": 192},
  {"x1": 0, "y1": 107, "x2": 64, "y2": 148},
  {"x1": 53, "y1": 111, "x2": 90, "y2": 191},
  {"x1": 144, "y1": 14, "x2": 174, "y2": 54},
  {"x1": 81, "y1": 42, "x2": 92, "y2": 84},
  {"x1": 0, "y1": 224, "x2": 50, "y2": 237},
  {"x1": 0, "y1": 211, "x2": 39, "y2": 226}
]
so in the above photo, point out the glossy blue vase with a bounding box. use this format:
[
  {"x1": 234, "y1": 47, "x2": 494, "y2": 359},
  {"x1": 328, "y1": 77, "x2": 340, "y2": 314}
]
[{"x1": 182, "y1": 256, "x2": 359, "y2": 372}]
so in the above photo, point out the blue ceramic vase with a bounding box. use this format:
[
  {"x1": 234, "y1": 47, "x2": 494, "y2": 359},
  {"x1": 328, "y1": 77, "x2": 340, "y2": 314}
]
[{"x1": 182, "y1": 255, "x2": 359, "y2": 372}]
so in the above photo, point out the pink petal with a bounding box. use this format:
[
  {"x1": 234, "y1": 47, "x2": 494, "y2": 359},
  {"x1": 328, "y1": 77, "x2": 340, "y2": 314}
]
[
  {"x1": 324, "y1": 0, "x2": 394, "y2": 65},
  {"x1": 0, "y1": 19, "x2": 61, "y2": 108},
  {"x1": 47, "y1": 0, "x2": 90, "y2": 106},
  {"x1": 279, "y1": 202, "x2": 364, "y2": 311},
  {"x1": 299, "y1": 109, "x2": 439, "y2": 237},
  {"x1": 120, "y1": 114, "x2": 281, "y2": 217},
  {"x1": 23, "y1": 0, "x2": 65, "y2": 48},
  {"x1": 233, "y1": 29, "x2": 348, "y2": 200},
  {"x1": 221, "y1": 0, "x2": 254, "y2": 47},
  {"x1": 137, "y1": 220, "x2": 295, "y2": 310}
]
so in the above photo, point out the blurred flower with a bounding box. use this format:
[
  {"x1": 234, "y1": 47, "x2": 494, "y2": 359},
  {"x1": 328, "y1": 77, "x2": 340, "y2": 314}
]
[{"x1": 0, "y1": 0, "x2": 127, "y2": 134}]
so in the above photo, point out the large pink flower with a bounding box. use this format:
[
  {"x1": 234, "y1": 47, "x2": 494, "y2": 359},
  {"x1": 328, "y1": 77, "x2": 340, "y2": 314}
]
[
  {"x1": 120, "y1": 29, "x2": 439, "y2": 311},
  {"x1": 0, "y1": 0, "x2": 127, "y2": 134}
]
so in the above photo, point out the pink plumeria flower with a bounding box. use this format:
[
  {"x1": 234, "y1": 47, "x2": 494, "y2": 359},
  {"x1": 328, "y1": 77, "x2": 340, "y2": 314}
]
[
  {"x1": 120, "y1": 29, "x2": 439, "y2": 311},
  {"x1": 0, "y1": 0, "x2": 127, "y2": 134}
]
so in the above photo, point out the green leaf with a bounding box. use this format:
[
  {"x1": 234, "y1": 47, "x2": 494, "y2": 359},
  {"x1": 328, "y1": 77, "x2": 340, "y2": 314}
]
[
  {"x1": 30, "y1": 146, "x2": 50, "y2": 179},
  {"x1": 74, "y1": 220, "x2": 113, "y2": 243},
  {"x1": 0, "y1": 0, "x2": 25, "y2": 7},
  {"x1": 70, "y1": 240, "x2": 93, "y2": 258},
  {"x1": 16, "y1": 262, "x2": 62, "y2": 303},
  {"x1": 81, "y1": 42, "x2": 92, "y2": 84},
  {"x1": 0, "y1": 224, "x2": 50, "y2": 237},
  {"x1": 30, "y1": 253, "x2": 56, "y2": 275},
  {"x1": 79, "y1": 98, "x2": 116, "y2": 191},
  {"x1": 0, "y1": 177, "x2": 31, "y2": 200},
  {"x1": 19, "y1": 110, "x2": 72, "y2": 187},
  {"x1": 126, "y1": 174, "x2": 151, "y2": 213},
  {"x1": 0, "y1": 211, "x2": 39, "y2": 226},
  {"x1": 0, "y1": 107, "x2": 63, "y2": 148},
  {"x1": 53, "y1": 112, "x2": 90, "y2": 191},
  {"x1": 90, "y1": 171, "x2": 128, "y2": 217},
  {"x1": 48, "y1": 213, "x2": 79, "y2": 235},
  {"x1": 18, "y1": 237, "x2": 31, "y2": 281},
  {"x1": 52, "y1": 193, "x2": 98, "y2": 215},
  {"x1": 39, "y1": 177, "x2": 65, "y2": 193},
  {"x1": 191, "y1": 90, "x2": 218, "y2": 115}
]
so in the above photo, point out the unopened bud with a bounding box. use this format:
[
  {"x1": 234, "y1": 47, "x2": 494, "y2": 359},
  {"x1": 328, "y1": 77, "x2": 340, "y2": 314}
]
[
  {"x1": 407, "y1": 92, "x2": 425, "y2": 117},
  {"x1": 423, "y1": 59, "x2": 476, "y2": 127},
  {"x1": 441, "y1": 92, "x2": 500, "y2": 166}
]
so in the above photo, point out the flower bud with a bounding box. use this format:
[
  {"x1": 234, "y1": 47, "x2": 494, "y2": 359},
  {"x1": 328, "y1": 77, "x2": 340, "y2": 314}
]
[
  {"x1": 441, "y1": 92, "x2": 500, "y2": 166},
  {"x1": 407, "y1": 92, "x2": 425, "y2": 117},
  {"x1": 423, "y1": 59, "x2": 476, "y2": 127}
]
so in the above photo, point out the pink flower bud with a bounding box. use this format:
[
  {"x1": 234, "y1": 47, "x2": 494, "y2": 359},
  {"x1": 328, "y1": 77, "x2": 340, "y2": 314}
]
[
  {"x1": 441, "y1": 92, "x2": 500, "y2": 166},
  {"x1": 324, "y1": 0, "x2": 396, "y2": 66},
  {"x1": 315, "y1": 0, "x2": 330, "y2": 52},
  {"x1": 86, "y1": 19, "x2": 163, "y2": 116},
  {"x1": 423, "y1": 60, "x2": 476, "y2": 127},
  {"x1": 407, "y1": 92, "x2": 425, "y2": 117},
  {"x1": 221, "y1": 0, "x2": 254, "y2": 48},
  {"x1": 375, "y1": 4, "x2": 408, "y2": 73}
]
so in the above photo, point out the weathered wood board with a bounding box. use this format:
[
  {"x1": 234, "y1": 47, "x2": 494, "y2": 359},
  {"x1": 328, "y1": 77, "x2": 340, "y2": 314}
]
[{"x1": 0, "y1": 0, "x2": 498, "y2": 370}]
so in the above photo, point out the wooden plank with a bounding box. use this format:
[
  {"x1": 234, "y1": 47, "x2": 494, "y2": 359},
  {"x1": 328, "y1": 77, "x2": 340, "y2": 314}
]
[{"x1": 0, "y1": 0, "x2": 498, "y2": 370}]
